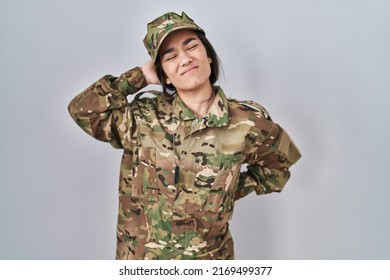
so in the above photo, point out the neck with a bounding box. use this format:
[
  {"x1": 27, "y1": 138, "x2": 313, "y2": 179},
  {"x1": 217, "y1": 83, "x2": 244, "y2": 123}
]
[{"x1": 176, "y1": 84, "x2": 214, "y2": 118}]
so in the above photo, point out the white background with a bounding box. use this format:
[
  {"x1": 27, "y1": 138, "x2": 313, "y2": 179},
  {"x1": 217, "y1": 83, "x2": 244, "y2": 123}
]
[{"x1": 1, "y1": 0, "x2": 389, "y2": 259}]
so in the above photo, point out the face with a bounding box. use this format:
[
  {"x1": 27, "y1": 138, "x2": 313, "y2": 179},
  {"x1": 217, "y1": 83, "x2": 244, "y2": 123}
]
[{"x1": 159, "y1": 29, "x2": 212, "y2": 94}]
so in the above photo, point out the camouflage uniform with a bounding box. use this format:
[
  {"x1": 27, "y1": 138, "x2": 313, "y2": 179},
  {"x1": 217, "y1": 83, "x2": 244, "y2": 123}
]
[{"x1": 68, "y1": 67, "x2": 301, "y2": 259}]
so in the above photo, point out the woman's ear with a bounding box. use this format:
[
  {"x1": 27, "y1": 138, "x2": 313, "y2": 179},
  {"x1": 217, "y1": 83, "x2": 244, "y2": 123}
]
[
  {"x1": 208, "y1": 57, "x2": 212, "y2": 64},
  {"x1": 166, "y1": 78, "x2": 171, "y2": 84}
]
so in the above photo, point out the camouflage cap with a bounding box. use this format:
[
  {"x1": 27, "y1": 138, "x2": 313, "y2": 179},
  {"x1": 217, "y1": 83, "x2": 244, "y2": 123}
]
[{"x1": 143, "y1": 12, "x2": 205, "y2": 62}]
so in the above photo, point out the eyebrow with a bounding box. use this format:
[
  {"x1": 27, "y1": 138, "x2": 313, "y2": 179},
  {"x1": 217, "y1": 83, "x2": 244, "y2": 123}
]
[{"x1": 160, "y1": 37, "x2": 197, "y2": 58}]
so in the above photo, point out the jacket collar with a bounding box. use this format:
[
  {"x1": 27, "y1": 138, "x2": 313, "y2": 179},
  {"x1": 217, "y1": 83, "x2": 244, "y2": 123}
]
[{"x1": 173, "y1": 86, "x2": 229, "y2": 128}]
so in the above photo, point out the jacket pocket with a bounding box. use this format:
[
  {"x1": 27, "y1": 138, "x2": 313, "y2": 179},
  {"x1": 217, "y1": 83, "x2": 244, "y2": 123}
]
[
  {"x1": 202, "y1": 157, "x2": 242, "y2": 213},
  {"x1": 132, "y1": 147, "x2": 159, "y2": 202}
]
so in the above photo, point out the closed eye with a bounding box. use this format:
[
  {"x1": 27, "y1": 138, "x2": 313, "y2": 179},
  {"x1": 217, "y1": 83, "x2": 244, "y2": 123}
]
[
  {"x1": 165, "y1": 55, "x2": 176, "y2": 61},
  {"x1": 187, "y1": 44, "x2": 198, "y2": 50}
]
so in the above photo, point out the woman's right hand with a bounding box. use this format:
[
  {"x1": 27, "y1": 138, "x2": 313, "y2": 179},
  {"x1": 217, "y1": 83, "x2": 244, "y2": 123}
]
[{"x1": 142, "y1": 60, "x2": 161, "y2": 85}]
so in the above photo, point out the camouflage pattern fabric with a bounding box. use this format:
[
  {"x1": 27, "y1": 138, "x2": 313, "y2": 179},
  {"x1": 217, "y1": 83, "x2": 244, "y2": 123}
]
[
  {"x1": 143, "y1": 11, "x2": 205, "y2": 62},
  {"x1": 68, "y1": 67, "x2": 301, "y2": 260}
]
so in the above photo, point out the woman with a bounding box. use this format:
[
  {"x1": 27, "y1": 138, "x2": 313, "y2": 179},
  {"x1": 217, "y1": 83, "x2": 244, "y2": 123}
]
[{"x1": 68, "y1": 11, "x2": 300, "y2": 260}]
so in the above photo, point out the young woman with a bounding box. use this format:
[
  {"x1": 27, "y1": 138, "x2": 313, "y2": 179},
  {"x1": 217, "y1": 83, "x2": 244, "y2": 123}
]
[{"x1": 68, "y1": 11, "x2": 300, "y2": 260}]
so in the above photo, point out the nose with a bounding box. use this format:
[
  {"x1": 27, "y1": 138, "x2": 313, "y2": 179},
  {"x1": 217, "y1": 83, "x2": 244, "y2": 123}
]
[{"x1": 180, "y1": 52, "x2": 193, "y2": 66}]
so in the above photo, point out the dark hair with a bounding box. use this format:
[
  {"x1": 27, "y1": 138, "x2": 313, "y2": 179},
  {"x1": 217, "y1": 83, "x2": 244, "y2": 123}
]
[{"x1": 155, "y1": 30, "x2": 221, "y2": 96}]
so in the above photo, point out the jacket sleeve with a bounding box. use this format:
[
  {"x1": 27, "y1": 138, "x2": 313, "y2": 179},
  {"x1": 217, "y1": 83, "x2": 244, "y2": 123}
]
[
  {"x1": 235, "y1": 120, "x2": 301, "y2": 200},
  {"x1": 68, "y1": 67, "x2": 147, "y2": 149}
]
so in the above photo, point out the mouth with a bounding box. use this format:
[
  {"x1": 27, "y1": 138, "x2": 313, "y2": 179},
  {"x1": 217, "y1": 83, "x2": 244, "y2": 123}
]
[{"x1": 181, "y1": 66, "x2": 199, "y2": 75}]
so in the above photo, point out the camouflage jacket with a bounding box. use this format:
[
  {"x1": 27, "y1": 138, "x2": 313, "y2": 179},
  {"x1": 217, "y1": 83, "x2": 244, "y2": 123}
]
[{"x1": 68, "y1": 67, "x2": 301, "y2": 260}]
